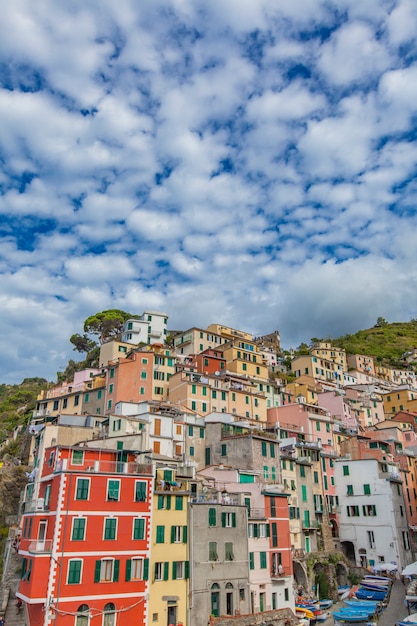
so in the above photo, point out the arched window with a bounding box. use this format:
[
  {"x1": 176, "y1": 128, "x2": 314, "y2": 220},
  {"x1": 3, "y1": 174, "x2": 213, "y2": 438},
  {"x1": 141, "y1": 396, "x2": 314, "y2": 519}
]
[
  {"x1": 103, "y1": 603, "x2": 116, "y2": 626},
  {"x1": 75, "y1": 604, "x2": 89, "y2": 626},
  {"x1": 225, "y1": 582, "x2": 233, "y2": 589}
]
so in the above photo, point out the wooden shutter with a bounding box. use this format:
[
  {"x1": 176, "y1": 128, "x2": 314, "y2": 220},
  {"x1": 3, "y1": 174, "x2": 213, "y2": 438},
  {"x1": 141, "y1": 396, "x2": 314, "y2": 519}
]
[
  {"x1": 113, "y1": 559, "x2": 120, "y2": 582},
  {"x1": 94, "y1": 560, "x2": 101, "y2": 583},
  {"x1": 125, "y1": 559, "x2": 131, "y2": 581}
]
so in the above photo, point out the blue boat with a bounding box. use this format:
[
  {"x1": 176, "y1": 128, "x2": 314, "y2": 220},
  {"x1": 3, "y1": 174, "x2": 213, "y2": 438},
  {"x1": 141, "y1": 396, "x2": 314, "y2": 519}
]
[
  {"x1": 355, "y1": 588, "x2": 387, "y2": 601},
  {"x1": 333, "y1": 611, "x2": 374, "y2": 622},
  {"x1": 344, "y1": 600, "x2": 380, "y2": 610},
  {"x1": 319, "y1": 599, "x2": 333, "y2": 609}
]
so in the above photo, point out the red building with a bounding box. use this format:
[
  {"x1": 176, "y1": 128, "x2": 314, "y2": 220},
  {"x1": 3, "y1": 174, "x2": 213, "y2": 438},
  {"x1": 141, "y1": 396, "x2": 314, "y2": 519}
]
[{"x1": 18, "y1": 445, "x2": 153, "y2": 626}]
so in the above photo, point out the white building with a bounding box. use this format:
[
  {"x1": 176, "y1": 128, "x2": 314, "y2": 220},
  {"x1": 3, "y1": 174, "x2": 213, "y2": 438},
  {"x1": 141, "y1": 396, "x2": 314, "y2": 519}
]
[
  {"x1": 334, "y1": 457, "x2": 412, "y2": 570},
  {"x1": 122, "y1": 310, "x2": 168, "y2": 345}
]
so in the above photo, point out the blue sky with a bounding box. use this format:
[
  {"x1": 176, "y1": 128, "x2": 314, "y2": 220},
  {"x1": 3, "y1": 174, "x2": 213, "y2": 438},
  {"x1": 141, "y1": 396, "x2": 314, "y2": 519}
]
[{"x1": 1, "y1": 0, "x2": 417, "y2": 384}]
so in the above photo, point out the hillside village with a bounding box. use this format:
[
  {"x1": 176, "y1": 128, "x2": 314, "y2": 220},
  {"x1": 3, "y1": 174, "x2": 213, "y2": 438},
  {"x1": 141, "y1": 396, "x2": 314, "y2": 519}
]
[{"x1": 6, "y1": 310, "x2": 417, "y2": 626}]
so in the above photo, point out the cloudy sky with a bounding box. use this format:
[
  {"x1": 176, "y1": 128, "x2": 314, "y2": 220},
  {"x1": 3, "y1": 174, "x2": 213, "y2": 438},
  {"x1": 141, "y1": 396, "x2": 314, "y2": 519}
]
[{"x1": 1, "y1": 0, "x2": 417, "y2": 384}]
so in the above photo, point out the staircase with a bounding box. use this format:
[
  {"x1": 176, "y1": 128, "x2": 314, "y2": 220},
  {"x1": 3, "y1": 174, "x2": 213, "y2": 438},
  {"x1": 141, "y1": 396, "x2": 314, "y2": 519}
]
[{"x1": 1, "y1": 541, "x2": 25, "y2": 626}]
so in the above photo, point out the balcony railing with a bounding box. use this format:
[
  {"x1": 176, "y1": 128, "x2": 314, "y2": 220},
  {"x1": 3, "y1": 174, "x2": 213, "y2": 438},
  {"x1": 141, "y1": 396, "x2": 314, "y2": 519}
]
[
  {"x1": 190, "y1": 495, "x2": 241, "y2": 506},
  {"x1": 271, "y1": 567, "x2": 291, "y2": 578},
  {"x1": 53, "y1": 460, "x2": 153, "y2": 475},
  {"x1": 24, "y1": 498, "x2": 49, "y2": 513},
  {"x1": 247, "y1": 508, "x2": 266, "y2": 519},
  {"x1": 28, "y1": 540, "x2": 52, "y2": 554},
  {"x1": 302, "y1": 520, "x2": 320, "y2": 530}
]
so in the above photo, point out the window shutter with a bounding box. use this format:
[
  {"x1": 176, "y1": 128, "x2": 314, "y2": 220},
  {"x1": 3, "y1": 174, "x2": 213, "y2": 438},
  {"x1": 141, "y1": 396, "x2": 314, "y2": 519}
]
[
  {"x1": 222, "y1": 512, "x2": 226, "y2": 527},
  {"x1": 232, "y1": 512, "x2": 236, "y2": 527},
  {"x1": 113, "y1": 560, "x2": 120, "y2": 582},
  {"x1": 163, "y1": 562, "x2": 169, "y2": 581},
  {"x1": 137, "y1": 518, "x2": 145, "y2": 540},
  {"x1": 143, "y1": 559, "x2": 149, "y2": 580},
  {"x1": 266, "y1": 524, "x2": 270, "y2": 537},
  {"x1": 94, "y1": 560, "x2": 101, "y2": 583},
  {"x1": 158, "y1": 495, "x2": 164, "y2": 509},
  {"x1": 125, "y1": 559, "x2": 131, "y2": 582},
  {"x1": 182, "y1": 525, "x2": 188, "y2": 543},
  {"x1": 253, "y1": 524, "x2": 258, "y2": 538},
  {"x1": 172, "y1": 562, "x2": 177, "y2": 580},
  {"x1": 171, "y1": 526, "x2": 175, "y2": 543},
  {"x1": 166, "y1": 495, "x2": 171, "y2": 510},
  {"x1": 185, "y1": 561, "x2": 190, "y2": 579},
  {"x1": 209, "y1": 508, "x2": 216, "y2": 526}
]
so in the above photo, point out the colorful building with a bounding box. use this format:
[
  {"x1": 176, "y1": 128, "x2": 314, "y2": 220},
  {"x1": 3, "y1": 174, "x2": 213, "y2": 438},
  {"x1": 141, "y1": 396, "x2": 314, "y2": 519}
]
[{"x1": 18, "y1": 445, "x2": 153, "y2": 626}]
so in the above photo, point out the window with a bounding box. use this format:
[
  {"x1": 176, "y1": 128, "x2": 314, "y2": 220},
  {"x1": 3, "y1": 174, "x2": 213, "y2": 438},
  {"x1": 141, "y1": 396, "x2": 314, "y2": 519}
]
[
  {"x1": 44, "y1": 484, "x2": 51, "y2": 509},
  {"x1": 222, "y1": 512, "x2": 236, "y2": 528},
  {"x1": 75, "y1": 478, "x2": 90, "y2": 501},
  {"x1": 314, "y1": 471, "x2": 319, "y2": 483},
  {"x1": 104, "y1": 518, "x2": 117, "y2": 540},
  {"x1": 260, "y1": 552, "x2": 267, "y2": 569},
  {"x1": 97, "y1": 390, "x2": 102, "y2": 399},
  {"x1": 200, "y1": 428, "x2": 205, "y2": 438},
  {"x1": 75, "y1": 605, "x2": 89, "y2": 626},
  {"x1": 109, "y1": 383, "x2": 114, "y2": 394},
  {"x1": 103, "y1": 603, "x2": 116, "y2": 626},
  {"x1": 154, "y1": 562, "x2": 169, "y2": 581},
  {"x1": 189, "y1": 446, "x2": 195, "y2": 456},
  {"x1": 263, "y1": 466, "x2": 269, "y2": 480},
  {"x1": 110, "y1": 368, "x2": 115, "y2": 378},
  {"x1": 107, "y1": 400, "x2": 112, "y2": 410},
  {"x1": 300, "y1": 465, "x2": 305, "y2": 478},
  {"x1": 209, "y1": 508, "x2": 217, "y2": 527},
  {"x1": 74, "y1": 395, "x2": 80, "y2": 407},
  {"x1": 209, "y1": 542, "x2": 218, "y2": 561},
  {"x1": 202, "y1": 402, "x2": 207, "y2": 412},
  {"x1": 107, "y1": 480, "x2": 120, "y2": 501},
  {"x1": 316, "y1": 421, "x2": 321, "y2": 431},
  {"x1": 62, "y1": 398, "x2": 68, "y2": 409},
  {"x1": 53, "y1": 400, "x2": 59, "y2": 411},
  {"x1": 301, "y1": 485, "x2": 307, "y2": 502},
  {"x1": 21, "y1": 558, "x2": 32, "y2": 581},
  {"x1": 221, "y1": 444, "x2": 227, "y2": 456},
  {"x1": 72, "y1": 518, "x2": 86, "y2": 541},
  {"x1": 363, "y1": 505, "x2": 377, "y2": 516},
  {"x1": 367, "y1": 530, "x2": 375, "y2": 548},
  {"x1": 249, "y1": 552, "x2": 254, "y2": 570},
  {"x1": 261, "y1": 441, "x2": 267, "y2": 457},
  {"x1": 212, "y1": 390, "x2": 217, "y2": 399},
  {"x1": 68, "y1": 559, "x2": 82, "y2": 584},
  {"x1": 135, "y1": 481, "x2": 147, "y2": 502},
  {"x1": 156, "y1": 525, "x2": 165, "y2": 543},
  {"x1": 126, "y1": 558, "x2": 148, "y2": 581},
  {"x1": 133, "y1": 518, "x2": 145, "y2": 540},
  {"x1": 364, "y1": 484, "x2": 371, "y2": 495},
  {"x1": 271, "y1": 522, "x2": 278, "y2": 547},
  {"x1": 347, "y1": 485, "x2": 353, "y2": 496},
  {"x1": 270, "y1": 443, "x2": 275, "y2": 458},
  {"x1": 343, "y1": 465, "x2": 350, "y2": 476},
  {"x1": 141, "y1": 371, "x2": 147, "y2": 379},
  {"x1": 403, "y1": 531, "x2": 410, "y2": 550},
  {"x1": 95, "y1": 559, "x2": 119, "y2": 582},
  {"x1": 171, "y1": 525, "x2": 187, "y2": 543},
  {"x1": 225, "y1": 542, "x2": 234, "y2": 561},
  {"x1": 173, "y1": 561, "x2": 189, "y2": 579}
]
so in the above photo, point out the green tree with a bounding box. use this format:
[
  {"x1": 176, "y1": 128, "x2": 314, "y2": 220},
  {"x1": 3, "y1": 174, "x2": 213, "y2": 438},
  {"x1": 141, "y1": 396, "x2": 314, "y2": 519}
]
[
  {"x1": 70, "y1": 333, "x2": 97, "y2": 353},
  {"x1": 83, "y1": 309, "x2": 133, "y2": 343},
  {"x1": 375, "y1": 317, "x2": 388, "y2": 327}
]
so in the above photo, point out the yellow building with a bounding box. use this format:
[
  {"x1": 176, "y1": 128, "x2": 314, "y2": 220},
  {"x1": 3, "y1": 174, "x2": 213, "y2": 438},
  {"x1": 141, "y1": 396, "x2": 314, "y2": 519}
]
[
  {"x1": 168, "y1": 369, "x2": 268, "y2": 422},
  {"x1": 382, "y1": 388, "x2": 417, "y2": 418},
  {"x1": 148, "y1": 468, "x2": 191, "y2": 626},
  {"x1": 291, "y1": 354, "x2": 344, "y2": 386},
  {"x1": 310, "y1": 342, "x2": 347, "y2": 371}
]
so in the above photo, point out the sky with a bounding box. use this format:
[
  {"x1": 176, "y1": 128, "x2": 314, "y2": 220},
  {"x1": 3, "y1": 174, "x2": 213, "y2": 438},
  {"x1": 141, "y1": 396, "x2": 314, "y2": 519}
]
[{"x1": 1, "y1": 0, "x2": 417, "y2": 384}]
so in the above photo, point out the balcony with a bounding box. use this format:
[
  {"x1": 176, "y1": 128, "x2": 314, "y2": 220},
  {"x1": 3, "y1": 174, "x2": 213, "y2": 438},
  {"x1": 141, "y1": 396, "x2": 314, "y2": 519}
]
[
  {"x1": 24, "y1": 498, "x2": 49, "y2": 513},
  {"x1": 28, "y1": 540, "x2": 52, "y2": 554},
  {"x1": 271, "y1": 567, "x2": 291, "y2": 579},
  {"x1": 53, "y1": 460, "x2": 153, "y2": 475},
  {"x1": 302, "y1": 520, "x2": 320, "y2": 530},
  {"x1": 247, "y1": 508, "x2": 266, "y2": 519}
]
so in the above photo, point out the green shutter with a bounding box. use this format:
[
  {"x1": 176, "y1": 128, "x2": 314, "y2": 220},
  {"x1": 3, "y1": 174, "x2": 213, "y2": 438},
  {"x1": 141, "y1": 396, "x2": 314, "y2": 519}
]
[
  {"x1": 166, "y1": 495, "x2": 171, "y2": 510},
  {"x1": 232, "y1": 512, "x2": 236, "y2": 527},
  {"x1": 209, "y1": 508, "x2": 216, "y2": 526},
  {"x1": 113, "y1": 559, "x2": 120, "y2": 582},
  {"x1": 171, "y1": 526, "x2": 176, "y2": 543},
  {"x1": 125, "y1": 559, "x2": 132, "y2": 581},
  {"x1": 222, "y1": 512, "x2": 226, "y2": 527},
  {"x1": 249, "y1": 552, "x2": 254, "y2": 570},
  {"x1": 163, "y1": 562, "x2": 169, "y2": 581},
  {"x1": 158, "y1": 495, "x2": 164, "y2": 509},
  {"x1": 143, "y1": 558, "x2": 149, "y2": 580},
  {"x1": 94, "y1": 560, "x2": 101, "y2": 582},
  {"x1": 183, "y1": 526, "x2": 188, "y2": 543},
  {"x1": 172, "y1": 561, "x2": 177, "y2": 580},
  {"x1": 266, "y1": 523, "x2": 270, "y2": 537},
  {"x1": 156, "y1": 526, "x2": 165, "y2": 543},
  {"x1": 185, "y1": 561, "x2": 190, "y2": 579}
]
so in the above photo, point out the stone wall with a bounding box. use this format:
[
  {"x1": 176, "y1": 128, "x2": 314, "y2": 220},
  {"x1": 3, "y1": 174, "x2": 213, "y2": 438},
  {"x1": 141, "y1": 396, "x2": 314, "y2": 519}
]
[{"x1": 210, "y1": 608, "x2": 299, "y2": 626}]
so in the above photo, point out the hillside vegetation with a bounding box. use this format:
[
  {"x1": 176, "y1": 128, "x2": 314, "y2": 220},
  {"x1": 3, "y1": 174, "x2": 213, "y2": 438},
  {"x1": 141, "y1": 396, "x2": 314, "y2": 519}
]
[{"x1": 332, "y1": 319, "x2": 417, "y2": 367}]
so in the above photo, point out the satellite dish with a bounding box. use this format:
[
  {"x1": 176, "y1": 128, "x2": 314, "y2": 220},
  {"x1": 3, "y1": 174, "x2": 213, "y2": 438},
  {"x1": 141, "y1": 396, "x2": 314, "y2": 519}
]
[{"x1": 215, "y1": 371, "x2": 220, "y2": 376}]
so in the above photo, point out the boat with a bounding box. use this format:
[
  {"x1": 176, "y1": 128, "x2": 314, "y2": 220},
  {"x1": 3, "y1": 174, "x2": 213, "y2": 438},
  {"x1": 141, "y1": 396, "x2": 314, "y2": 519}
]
[
  {"x1": 344, "y1": 600, "x2": 380, "y2": 610},
  {"x1": 314, "y1": 611, "x2": 329, "y2": 622},
  {"x1": 295, "y1": 606, "x2": 315, "y2": 620},
  {"x1": 319, "y1": 599, "x2": 333, "y2": 609},
  {"x1": 338, "y1": 585, "x2": 351, "y2": 596},
  {"x1": 332, "y1": 611, "x2": 374, "y2": 622},
  {"x1": 355, "y1": 588, "x2": 387, "y2": 601},
  {"x1": 359, "y1": 582, "x2": 389, "y2": 592}
]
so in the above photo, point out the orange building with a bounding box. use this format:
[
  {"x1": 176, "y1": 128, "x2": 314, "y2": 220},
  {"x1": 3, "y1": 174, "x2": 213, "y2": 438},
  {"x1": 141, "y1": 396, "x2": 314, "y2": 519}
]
[{"x1": 18, "y1": 445, "x2": 153, "y2": 626}]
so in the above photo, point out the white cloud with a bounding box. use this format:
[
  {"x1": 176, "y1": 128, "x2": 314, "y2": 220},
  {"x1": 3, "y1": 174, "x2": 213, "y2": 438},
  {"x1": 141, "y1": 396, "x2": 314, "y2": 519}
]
[{"x1": 1, "y1": 0, "x2": 417, "y2": 383}]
